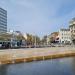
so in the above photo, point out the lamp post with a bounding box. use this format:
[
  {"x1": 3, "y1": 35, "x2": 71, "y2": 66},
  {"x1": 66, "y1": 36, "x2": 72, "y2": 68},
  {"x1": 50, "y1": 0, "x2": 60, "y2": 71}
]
[
  {"x1": 47, "y1": 35, "x2": 49, "y2": 46},
  {"x1": 35, "y1": 35, "x2": 36, "y2": 48}
]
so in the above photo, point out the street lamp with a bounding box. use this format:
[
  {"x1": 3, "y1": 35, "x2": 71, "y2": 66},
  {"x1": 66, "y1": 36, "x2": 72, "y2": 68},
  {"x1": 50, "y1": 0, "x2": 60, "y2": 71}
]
[
  {"x1": 47, "y1": 35, "x2": 49, "y2": 46},
  {"x1": 35, "y1": 35, "x2": 36, "y2": 48}
]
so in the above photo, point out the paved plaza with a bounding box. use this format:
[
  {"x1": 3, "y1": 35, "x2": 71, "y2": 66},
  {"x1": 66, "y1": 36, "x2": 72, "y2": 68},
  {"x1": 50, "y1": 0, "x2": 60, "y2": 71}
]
[{"x1": 0, "y1": 47, "x2": 75, "y2": 61}]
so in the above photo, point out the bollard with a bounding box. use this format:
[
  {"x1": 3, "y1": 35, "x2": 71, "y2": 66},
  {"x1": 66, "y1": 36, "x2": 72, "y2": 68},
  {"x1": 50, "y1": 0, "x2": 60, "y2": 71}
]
[
  {"x1": 43, "y1": 56, "x2": 45, "y2": 60},
  {"x1": 24, "y1": 59, "x2": 26, "y2": 62},
  {"x1": 0, "y1": 61, "x2": 2, "y2": 65},
  {"x1": 12, "y1": 60, "x2": 15, "y2": 64}
]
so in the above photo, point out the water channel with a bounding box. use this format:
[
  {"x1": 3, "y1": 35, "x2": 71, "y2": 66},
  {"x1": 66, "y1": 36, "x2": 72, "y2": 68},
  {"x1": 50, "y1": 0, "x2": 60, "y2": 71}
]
[{"x1": 0, "y1": 57, "x2": 75, "y2": 75}]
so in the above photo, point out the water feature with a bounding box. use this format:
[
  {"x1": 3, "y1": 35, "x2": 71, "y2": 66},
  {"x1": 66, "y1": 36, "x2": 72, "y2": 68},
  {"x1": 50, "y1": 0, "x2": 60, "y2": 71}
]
[{"x1": 0, "y1": 57, "x2": 75, "y2": 75}]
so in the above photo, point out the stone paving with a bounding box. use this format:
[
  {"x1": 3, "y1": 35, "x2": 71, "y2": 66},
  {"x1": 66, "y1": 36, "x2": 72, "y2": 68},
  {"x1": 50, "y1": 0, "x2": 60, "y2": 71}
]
[{"x1": 0, "y1": 47, "x2": 75, "y2": 61}]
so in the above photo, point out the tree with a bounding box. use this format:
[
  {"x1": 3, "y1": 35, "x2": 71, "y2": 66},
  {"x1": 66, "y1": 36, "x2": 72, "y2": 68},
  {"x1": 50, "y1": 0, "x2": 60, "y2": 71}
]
[
  {"x1": 41, "y1": 35, "x2": 47, "y2": 45},
  {"x1": 26, "y1": 33, "x2": 33, "y2": 45},
  {"x1": 0, "y1": 33, "x2": 12, "y2": 41},
  {"x1": 26, "y1": 34, "x2": 41, "y2": 46}
]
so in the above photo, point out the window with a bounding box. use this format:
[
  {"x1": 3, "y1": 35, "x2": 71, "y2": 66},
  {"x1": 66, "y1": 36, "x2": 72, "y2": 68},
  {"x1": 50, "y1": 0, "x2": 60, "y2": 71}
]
[
  {"x1": 62, "y1": 37, "x2": 63, "y2": 39},
  {"x1": 62, "y1": 33, "x2": 63, "y2": 35}
]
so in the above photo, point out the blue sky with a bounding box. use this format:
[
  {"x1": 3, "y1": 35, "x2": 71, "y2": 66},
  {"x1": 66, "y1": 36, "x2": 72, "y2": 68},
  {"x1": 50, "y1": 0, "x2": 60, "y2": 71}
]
[{"x1": 0, "y1": 0, "x2": 75, "y2": 37}]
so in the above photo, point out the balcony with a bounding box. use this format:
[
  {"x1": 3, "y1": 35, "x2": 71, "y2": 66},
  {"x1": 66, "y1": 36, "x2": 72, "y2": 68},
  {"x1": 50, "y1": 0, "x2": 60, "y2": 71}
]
[{"x1": 69, "y1": 21, "x2": 75, "y2": 27}]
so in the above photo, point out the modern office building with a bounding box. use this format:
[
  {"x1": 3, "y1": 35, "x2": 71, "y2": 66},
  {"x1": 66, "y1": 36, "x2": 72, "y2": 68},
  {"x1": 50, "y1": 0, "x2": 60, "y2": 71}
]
[
  {"x1": 59, "y1": 28, "x2": 72, "y2": 44},
  {"x1": 69, "y1": 18, "x2": 75, "y2": 44},
  {"x1": 0, "y1": 7, "x2": 7, "y2": 33}
]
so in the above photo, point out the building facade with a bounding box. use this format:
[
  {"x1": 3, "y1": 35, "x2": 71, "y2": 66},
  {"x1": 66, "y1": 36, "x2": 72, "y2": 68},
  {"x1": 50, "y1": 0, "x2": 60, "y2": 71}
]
[
  {"x1": 59, "y1": 29, "x2": 72, "y2": 44},
  {"x1": 47, "y1": 32, "x2": 59, "y2": 44},
  {"x1": 0, "y1": 7, "x2": 7, "y2": 33},
  {"x1": 69, "y1": 18, "x2": 75, "y2": 44}
]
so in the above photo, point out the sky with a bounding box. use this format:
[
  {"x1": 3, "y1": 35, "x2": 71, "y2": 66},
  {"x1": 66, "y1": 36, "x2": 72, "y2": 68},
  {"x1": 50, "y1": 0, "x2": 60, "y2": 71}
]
[{"x1": 0, "y1": 0, "x2": 75, "y2": 37}]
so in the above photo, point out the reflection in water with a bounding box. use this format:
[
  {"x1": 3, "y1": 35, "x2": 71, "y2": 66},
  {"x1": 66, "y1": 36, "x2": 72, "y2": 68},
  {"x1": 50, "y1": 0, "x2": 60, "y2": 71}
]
[
  {"x1": 0, "y1": 57, "x2": 75, "y2": 75},
  {"x1": 0, "y1": 65, "x2": 8, "y2": 75},
  {"x1": 71, "y1": 58, "x2": 75, "y2": 72}
]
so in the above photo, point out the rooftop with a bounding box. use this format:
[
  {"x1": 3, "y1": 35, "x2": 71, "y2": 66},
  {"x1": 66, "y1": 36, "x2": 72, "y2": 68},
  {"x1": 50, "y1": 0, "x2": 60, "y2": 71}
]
[
  {"x1": 60, "y1": 29, "x2": 70, "y2": 31},
  {"x1": 69, "y1": 18, "x2": 75, "y2": 26},
  {"x1": 0, "y1": 7, "x2": 7, "y2": 12}
]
